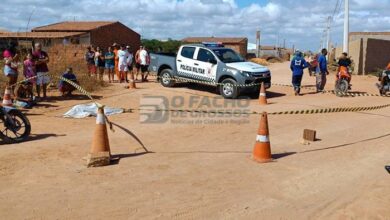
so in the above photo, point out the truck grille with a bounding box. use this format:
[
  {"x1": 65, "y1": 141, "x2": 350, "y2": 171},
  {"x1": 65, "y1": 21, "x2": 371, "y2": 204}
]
[{"x1": 251, "y1": 71, "x2": 270, "y2": 77}]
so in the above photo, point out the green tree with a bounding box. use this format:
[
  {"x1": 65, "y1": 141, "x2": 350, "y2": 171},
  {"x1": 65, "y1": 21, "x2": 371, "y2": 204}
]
[{"x1": 142, "y1": 39, "x2": 182, "y2": 53}]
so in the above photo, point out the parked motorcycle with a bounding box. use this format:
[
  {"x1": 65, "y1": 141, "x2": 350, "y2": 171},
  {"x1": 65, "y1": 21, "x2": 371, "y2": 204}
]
[
  {"x1": 0, "y1": 106, "x2": 31, "y2": 144},
  {"x1": 335, "y1": 66, "x2": 351, "y2": 96},
  {"x1": 377, "y1": 70, "x2": 390, "y2": 95}
]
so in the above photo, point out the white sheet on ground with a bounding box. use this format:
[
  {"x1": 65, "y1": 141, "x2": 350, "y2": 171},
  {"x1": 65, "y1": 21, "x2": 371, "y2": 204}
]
[{"x1": 63, "y1": 103, "x2": 123, "y2": 118}]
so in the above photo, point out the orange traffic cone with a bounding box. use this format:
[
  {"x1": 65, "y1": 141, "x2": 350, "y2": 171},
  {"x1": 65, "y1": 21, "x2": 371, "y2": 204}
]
[
  {"x1": 129, "y1": 79, "x2": 137, "y2": 89},
  {"x1": 252, "y1": 112, "x2": 272, "y2": 163},
  {"x1": 2, "y1": 87, "x2": 13, "y2": 107},
  {"x1": 259, "y1": 82, "x2": 267, "y2": 105},
  {"x1": 87, "y1": 106, "x2": 111, "y2": 167}
]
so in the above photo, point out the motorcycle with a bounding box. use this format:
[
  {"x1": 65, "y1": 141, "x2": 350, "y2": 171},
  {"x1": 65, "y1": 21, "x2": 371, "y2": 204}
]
[
  {"x1": 0, "y1": 106, "x2": 31, "y2": 144},
  {"x1": 377, "y1": 70, "x2": 390, "y2": 95},
  {"x1": 335, "y1": 66, "x2": 351, "y2": 97}
]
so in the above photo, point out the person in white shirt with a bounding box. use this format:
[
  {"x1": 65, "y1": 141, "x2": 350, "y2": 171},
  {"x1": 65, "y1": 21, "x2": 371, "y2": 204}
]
[
  {"x1": 139, "y1": 46, "x2": 149, "y2": 82},
  {"x1": 117, "y1": 45, "x2": 129, "y2": 83},
  {"x1": 94, "y1": 46, "x2": 101, "y2": 67}
]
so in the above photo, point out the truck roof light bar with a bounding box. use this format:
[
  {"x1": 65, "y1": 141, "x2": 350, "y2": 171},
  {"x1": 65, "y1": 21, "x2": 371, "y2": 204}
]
[{"x1": 202, "y1": 42, "x2": 224, "y2": 48}]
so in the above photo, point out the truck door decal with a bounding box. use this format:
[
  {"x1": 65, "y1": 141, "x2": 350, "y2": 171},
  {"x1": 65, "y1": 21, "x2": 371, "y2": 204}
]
[{"x1": 180, "y1": 64, "x2": 205, "y2": 74}]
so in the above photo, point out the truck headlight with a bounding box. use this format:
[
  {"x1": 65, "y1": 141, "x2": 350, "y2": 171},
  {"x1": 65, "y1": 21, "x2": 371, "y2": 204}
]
[{"x1": 240, "y1": 71, "x2": 251, "y2": 77}]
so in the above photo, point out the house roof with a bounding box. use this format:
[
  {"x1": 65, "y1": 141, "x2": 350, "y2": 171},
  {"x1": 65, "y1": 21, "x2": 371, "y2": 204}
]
[
  {"x1": 350, "y1": 32, "x2": 390, "y2": 36},
  {"x1": 32, "y1": 21, "x2": 116, "y2": 32},
  {"x1": 260, "y1": 45, "x2": 277, "y2": 50},
  {"x1": 0, "y1": 32, "x2": 87, "y2": 39},
  {"x1": 0, "y1": 28, "x2": 9, "y2": 34},
  {"x1": 182, "y1": 37, "x2": 247, "y2": 44}
]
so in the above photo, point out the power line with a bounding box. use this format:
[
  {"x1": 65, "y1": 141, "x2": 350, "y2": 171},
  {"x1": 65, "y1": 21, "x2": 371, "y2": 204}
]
[
  {"x1": 320, "y1": 0, "x2": 342, "y2": 51},
  {"x1": 331, "y1": 0, "x2": 342, "y2": 25}
]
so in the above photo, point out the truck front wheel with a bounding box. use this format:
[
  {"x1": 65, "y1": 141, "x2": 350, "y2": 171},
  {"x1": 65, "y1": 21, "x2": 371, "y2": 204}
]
[
  {"x1": 160, "y1": 69, "x2": 175, "y2": 87},
  {"x1": 220, "y1": 78, "x2": 239, "y2": 99}
]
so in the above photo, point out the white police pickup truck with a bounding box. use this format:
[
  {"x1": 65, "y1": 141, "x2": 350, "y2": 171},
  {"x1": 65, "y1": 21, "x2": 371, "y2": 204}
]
[{"x1": 149, "y1": 43, "x2": 271, "y2": 99}]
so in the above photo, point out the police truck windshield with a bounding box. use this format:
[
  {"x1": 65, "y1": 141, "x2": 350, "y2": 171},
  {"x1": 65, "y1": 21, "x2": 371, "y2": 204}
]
[{"x1": 212, "y1": 48, "x2": 245, "y2": 63}]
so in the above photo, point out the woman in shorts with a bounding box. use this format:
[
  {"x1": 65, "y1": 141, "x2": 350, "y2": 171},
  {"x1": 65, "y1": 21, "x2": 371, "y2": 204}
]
[
  {"x1": 104, "y1": 46, "x2": 115, "y2": 83},
  {"x1": 96, "y1": 48, "x2": 105, "y2": 81},
  {"x1": 3, "y1": 47, "x2": 19, "y2": 97}
]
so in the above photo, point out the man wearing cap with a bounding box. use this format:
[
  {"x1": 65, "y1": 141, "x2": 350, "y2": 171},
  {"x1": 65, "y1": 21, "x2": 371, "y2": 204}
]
[
  {"x1": 290, "y1": 50, "x2": 309, "y2": 96},
  {"x1": 139, "y1": 46, "x2": 149, "y2": 82},
  {"x1": 32, "y1": 43, "x2": 50, "y2": 99}
]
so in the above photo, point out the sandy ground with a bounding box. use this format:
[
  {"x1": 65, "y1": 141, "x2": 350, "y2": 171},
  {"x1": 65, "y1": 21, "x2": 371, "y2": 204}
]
[{"x1": 1, "y1": 62, "x2": 390, "y2": 220}]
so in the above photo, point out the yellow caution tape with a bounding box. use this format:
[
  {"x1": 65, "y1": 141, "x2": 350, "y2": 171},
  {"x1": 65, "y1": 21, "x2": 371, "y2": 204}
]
[
  {"x1": 123, "y1": 102, "x2": 390, "y2": 116},
  {"x1": 9, "y1": 73, "x2": 101, "y2": 107},
  {"x1": 152, "y1": 73, "x2": 389, "y2": 97}
]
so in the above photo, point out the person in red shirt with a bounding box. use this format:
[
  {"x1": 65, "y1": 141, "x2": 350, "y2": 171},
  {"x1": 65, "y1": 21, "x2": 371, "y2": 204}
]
[{"x1": 32, "y1": 43, "x2": 50, "y2": 99}]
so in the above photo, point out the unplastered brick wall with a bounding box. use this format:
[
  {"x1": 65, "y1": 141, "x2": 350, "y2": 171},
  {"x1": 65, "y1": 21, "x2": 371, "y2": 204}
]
[
  {"x1": 45, "y1": 44, "x2": 105, "y2": 93},
  {"x1": 90, "y1": 22, "x2": 141, "y2": 54},
  {"x1": 365, "y1": 38, "x2": 390, "y2": 73},
  {"x1": 47, "y1": 44, "x2": 89, "y2": 76}
]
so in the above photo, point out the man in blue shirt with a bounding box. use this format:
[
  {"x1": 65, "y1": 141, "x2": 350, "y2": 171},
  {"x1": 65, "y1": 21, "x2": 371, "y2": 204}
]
[
  {"x1": 59, "y1": 67, "x2": 78, "y2": 96},
  {"x1": 290, "y1": 51, "x2": 309, "y2": 96},
  {"x1": 317, "y1": 48, "x2": 329, "y2": 92}
]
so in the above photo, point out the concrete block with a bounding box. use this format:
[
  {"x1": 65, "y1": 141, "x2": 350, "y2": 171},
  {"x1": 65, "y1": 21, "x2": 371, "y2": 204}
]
[{"x1": 303, "y1": 129, "x2": 316, "y2": 142}]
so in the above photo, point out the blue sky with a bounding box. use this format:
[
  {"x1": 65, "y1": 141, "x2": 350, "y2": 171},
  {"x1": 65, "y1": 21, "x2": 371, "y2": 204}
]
[
  {"x1": 236, "y1": 0, "x2": 268, "y2": 7},
  {"x1": 0, "y1": 0, "x2": 389, "y2": 51}
]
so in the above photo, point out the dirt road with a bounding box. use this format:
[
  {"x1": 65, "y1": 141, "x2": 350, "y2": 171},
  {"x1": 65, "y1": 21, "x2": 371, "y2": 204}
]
[{"x1": 1, "y1": 62, "x2": 390, "y2": 219}]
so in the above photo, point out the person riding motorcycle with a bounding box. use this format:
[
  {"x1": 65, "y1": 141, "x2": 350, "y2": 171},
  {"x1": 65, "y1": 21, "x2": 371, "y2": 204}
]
[
  {"x1": 377, "y1": 61, "x2": 390, "y2": 91},
  {"x1": 337, "y1": 52, "x2": 352, "y2": 88}
]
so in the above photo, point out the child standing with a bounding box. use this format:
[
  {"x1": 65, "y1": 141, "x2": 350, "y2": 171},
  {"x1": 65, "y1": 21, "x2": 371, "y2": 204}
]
[{"x1": 23, "y1": 53, "x2": 36, "y2": 87}]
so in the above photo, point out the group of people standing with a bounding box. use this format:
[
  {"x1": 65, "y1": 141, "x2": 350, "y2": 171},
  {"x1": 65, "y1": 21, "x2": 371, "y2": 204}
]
[
  {"x1": 85, "y1": 44, "x2": 150, "y2": 84},
  {"x1": 290, "y1": 48, "x2": 352, "y2": 96},
  {"x1": 3, "y1": 43, "x2": 51, "y2": 100},
  {"x1": 2, "y1": 42, "x2": 80, "y2": 108}
]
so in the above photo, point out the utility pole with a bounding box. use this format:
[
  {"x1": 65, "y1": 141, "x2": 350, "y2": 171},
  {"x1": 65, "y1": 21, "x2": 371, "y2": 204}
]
[
  {"x1": 326, "y1": 16, "x2": 331, "y2": 59},
  {"x1": 321, "y1": 30, "x2": 326, "y2": 49},
  {"x1": 256, "y1": 30, "x2": 261, "y2": 58},
  {"x1": 343, "y1": 0, "x2": 349, "y2": 53},
  {"x1": 326, "y1": 16, "x2": 331, "y2": 52},
  {"x1": 283, "y1": 39, "x2": 286, "y2": 49}
]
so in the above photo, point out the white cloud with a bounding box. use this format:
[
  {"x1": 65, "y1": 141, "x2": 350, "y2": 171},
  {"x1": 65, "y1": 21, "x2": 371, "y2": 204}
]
[{"x1": 0, "y1": 0, "x2": 389, "y2": 50}]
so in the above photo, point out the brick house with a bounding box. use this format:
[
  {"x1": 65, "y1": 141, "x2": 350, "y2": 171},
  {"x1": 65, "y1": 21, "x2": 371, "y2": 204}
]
[
  {"x1": 335, "y1": 32, "x2": 390, "y2": 75},
  {"x1": 182, "y1": 37, "x2": 248, "y2": 57},
  {"x1": 0, "y1": 21, "x2": 140, "y2": 53}
]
